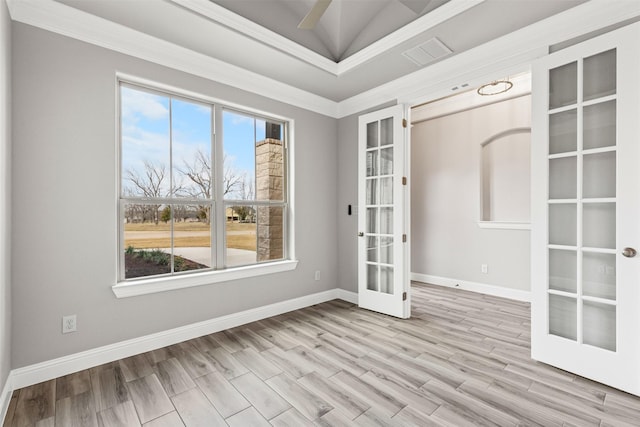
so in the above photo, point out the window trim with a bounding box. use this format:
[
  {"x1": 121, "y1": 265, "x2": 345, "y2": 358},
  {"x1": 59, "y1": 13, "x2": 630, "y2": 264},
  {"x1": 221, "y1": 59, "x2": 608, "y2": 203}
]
[{"x1": 114, "y1": 73, "x2": 296, "y2": 297}]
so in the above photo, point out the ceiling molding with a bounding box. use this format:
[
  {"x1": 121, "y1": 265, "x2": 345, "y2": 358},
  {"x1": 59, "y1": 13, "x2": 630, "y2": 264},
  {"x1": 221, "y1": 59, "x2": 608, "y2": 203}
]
[
  {"x1": 172, "y1": 0, "x2": 484, "y2": 76},
  {"x1": 6, "y1": 0, "x2": 339, "y2": 117},
  {"x1": 335, "y1": 0, "x2": 483, "y2": 74},
  {"x1": 337, "y1": 0, "x2": 640, "y2": 118},
  {"x1": 6, "y1": 0, "x2": 640, "y2": 120},
  {"x1": 169, "y1": 0, "x2": 340, "y2": 75}
]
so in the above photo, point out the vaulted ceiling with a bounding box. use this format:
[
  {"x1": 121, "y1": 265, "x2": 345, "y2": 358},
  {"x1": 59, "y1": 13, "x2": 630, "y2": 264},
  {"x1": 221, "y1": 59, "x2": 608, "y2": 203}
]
[{"x1": 53, "y1": 0, "x2": 585, "y2": 101}]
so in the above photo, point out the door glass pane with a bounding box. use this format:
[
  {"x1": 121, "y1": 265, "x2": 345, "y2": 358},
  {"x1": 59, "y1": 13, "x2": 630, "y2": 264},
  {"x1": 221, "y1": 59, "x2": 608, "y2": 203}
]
[
  {"x1": 367, "y1": 122, "x2": 378, "y2": 148},
  {"x1": 583, "y1": 151, "x2": 616, "y2": 198},
  {"x1": 380, "y1": 266, "x2": 394, "y2": 294},
  {"x1": 380, "y1": 237, "x2": 393, "y2": 264},
  {"x1": 549, "y1": 61, "x2": 577, "y2": 109},
  {"x1": 584, "y1": 101, "x2": 616, "y2": 150},
  {"x1": 380, "y1": 147, "x2": 393, "y2": 175},
  {"x1": 549, "y1": 249, "x2": 576, "y2": 293},
  {"x1": 584, "y1": 49, "x2": 616, "y2": 101},
  {"x1": 583, "y1": 252, "x2": 616, "y2": 300},
  {"x1": 549, "y1": 294, "x2": 577, "y2": 341},
  {"x1": 366, "y1": 208, "x2": 378, "y2": 233},
  {"x1": 549, "y1": 157, "x2": 577, "y2": 199},
  {"x1": 367, "y1": 264, "x2": 378, "y2": 291},
  {"x1": 583, "y1": 301, "x2": 616, "y2": 351},
  {"x1": 380, "y1": 118, "x2": 393, "y2": 146},
  {"x1": 380, "y1": 207, "x2": 393, "y2": 234},
  {"x1": 366, "y1": 151, "x2": 378, "y2": 177},
  {"x1": 366, "y1": 179, "x2": 377, "y2": 205},
  {"x1": 380, "y1": 177, "x2": 393, "y2": 204},
  {"x1": 549, "y1": 110, "x2": 577, "y2": 154},
  {"x1": 549, "y1": 204, "x2": 577, "y2": 246},
  {"x1": 583, "y1": 203, "x2": 616, "y2": 249},
  {"x1": 367, "y1": 237, "x2": 378, "y2": 262}
]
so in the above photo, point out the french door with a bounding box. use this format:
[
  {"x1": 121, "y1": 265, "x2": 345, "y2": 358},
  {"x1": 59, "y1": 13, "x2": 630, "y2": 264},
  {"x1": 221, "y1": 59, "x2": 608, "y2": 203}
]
[
  {"x1": 357, "y1": 105, "x2": 410, "y2": 319},
  {"x1": 531, "y1": 22, "x2": 640, "y2": 395}
]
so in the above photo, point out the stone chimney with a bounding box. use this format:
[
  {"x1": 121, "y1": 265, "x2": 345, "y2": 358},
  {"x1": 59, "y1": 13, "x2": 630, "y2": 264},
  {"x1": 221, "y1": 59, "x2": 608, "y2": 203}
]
[{"x1": 256, "y1": 122, "x2": 284, "y2": 261}]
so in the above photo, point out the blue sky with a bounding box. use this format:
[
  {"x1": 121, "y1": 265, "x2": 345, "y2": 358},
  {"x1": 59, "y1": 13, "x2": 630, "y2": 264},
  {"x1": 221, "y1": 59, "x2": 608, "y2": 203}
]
[{"x1": 121, "y1": 86, "x2": 263, "y2": 198}]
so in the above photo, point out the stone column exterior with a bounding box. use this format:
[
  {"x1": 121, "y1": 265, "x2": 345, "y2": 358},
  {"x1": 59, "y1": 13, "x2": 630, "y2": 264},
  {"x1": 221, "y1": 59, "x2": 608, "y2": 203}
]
[{"x1": 256, "y1": 133, "x2": 284, "y2": 261}]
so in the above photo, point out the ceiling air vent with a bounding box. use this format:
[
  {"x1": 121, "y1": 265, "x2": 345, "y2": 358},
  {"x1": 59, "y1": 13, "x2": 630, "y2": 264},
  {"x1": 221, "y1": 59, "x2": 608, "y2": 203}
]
[{"x1": 402, "y1": 37, "x2": 452, "y2": 67}]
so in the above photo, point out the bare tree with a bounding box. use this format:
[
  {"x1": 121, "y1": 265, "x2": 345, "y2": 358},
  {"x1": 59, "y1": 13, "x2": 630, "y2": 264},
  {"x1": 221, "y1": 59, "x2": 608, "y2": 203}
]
[
  {"x1": 125, "y1": 161, "x2": 169, "y2": 224},
  {"x1": 178, "y1": 150, "x2": 245, "y2": 224}
]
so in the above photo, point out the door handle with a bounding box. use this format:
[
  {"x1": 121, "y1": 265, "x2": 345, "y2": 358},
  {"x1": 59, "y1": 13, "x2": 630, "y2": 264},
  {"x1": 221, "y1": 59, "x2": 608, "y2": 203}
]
[
  {"x1": 358, "y1": 232, "x2": 364, "y2": 237},
  {"x1": 622, "y1": 247, "x2": 637, "y2": 258}
]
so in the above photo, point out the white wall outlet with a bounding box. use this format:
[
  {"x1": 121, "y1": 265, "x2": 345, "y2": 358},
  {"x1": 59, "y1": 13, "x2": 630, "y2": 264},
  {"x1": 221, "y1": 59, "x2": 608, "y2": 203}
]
[
  {"x1": 314, "y1": 270, "x2": 321, "y2": 281},
  {"x1": 481, "y1": 264, "x2": 488, "y2": 274},
  {"x1": 62, "y1": 314, "x2": 77, "y2": 334}
]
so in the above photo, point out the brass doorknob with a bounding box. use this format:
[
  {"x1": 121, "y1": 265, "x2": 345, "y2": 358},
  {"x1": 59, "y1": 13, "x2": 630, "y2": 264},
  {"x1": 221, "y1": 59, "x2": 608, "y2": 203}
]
[{"x1": 622, "y1": 247, "x2": 637, "y2": 258}]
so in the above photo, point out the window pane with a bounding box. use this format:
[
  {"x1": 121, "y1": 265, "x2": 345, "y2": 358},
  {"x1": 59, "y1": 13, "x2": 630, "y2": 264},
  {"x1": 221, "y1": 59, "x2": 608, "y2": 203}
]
[
  {"x1": 226, "y1": 205, "x2": 257, "y2": 267},
  {"x1": 223, "y1": 110, "x2": 257, "y2": 200},
  {"x1": 123, "y1": 203, "x2": 171, "y2": 279},
  {"x1": 173, "y1": 205, "x2": 212, "y2": 272},
  {"x1": 257, "y1": 206, "x2": 284, "y2": 262},
  {"x1": 121, "y1": 86, "x2": 170, "y2": 198},
  {"x1": 172, "y1": 98, "x2": 212, "y2": 199}
]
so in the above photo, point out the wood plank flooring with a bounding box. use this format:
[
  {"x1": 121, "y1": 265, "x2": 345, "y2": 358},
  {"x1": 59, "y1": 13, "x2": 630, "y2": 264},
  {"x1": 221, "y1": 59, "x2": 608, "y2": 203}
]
[{"x1": 4, "y1": 283, "x2": 640, "y2": 426}]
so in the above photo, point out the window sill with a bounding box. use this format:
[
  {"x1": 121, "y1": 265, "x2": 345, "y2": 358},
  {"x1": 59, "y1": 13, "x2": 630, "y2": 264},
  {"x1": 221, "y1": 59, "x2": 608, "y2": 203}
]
[
  {"x1": 112, "y1": 260, "x2": 299, "y2": 298},
  {"x1": 477, "y1": 221, "x2": 531, "y2": 230}
]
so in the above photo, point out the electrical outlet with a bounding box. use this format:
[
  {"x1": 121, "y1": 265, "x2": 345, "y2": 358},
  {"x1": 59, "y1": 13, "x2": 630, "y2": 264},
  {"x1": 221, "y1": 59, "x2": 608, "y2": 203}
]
[
  {"x1": 481, "y1": 264, "x2": 488, "y2": 274},
  {"x1": 314, "y1": 270, "x2": 321, "y2": 281},
  {"x1": 62, "y1": 315, "x2": 77, "y2": 334}
]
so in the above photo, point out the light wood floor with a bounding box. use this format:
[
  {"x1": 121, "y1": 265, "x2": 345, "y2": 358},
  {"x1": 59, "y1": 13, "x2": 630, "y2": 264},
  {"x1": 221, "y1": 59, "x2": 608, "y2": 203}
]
[{"x1": 4, "y1": 283, "x2": 640, "y2": 426}]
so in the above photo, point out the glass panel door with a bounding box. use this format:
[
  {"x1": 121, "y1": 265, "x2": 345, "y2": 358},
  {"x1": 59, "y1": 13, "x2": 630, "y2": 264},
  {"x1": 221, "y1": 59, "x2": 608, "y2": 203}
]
[
  {"x1": 365, "y1": 118, "x2": 394, "y2": 294},
  {"x1": 358, "y1": 105, "x2": 409, "y2": 319},
  {"x1": 546, "y1": 48, "x2": 617, "y2": 351},
  {"x1": 532, "y1": 21, "x2": 640, "y2": 396}
]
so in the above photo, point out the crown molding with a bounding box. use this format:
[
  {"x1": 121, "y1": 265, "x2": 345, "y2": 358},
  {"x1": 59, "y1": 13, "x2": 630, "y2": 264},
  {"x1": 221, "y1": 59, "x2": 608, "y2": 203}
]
[
  {"x1": 337, "y1": 0, "x2": 640, "y2": 118},
  {"x1": 6, "y1": 0, "x2": 640, "y2": 119},
  {"x1": 6, "y1": 0, "x2": 339, "y2": 117},
  {"x1": 170, "y1": 0, "x2": 340, "y2": 75},
  {"x1": 336, "y1": 0, "x2": 483, "y2": 74},
  {"x1": 171, "y1": 0, "x2": 484, "y2": 76}
]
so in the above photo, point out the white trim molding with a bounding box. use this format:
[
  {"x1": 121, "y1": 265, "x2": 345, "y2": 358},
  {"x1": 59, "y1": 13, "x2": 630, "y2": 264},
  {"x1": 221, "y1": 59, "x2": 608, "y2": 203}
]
[
  {"x1": 0, "y1": 374, "x2": 12, "y2": 426},
  {"x1": 412, "y1": 272, "x2": 531, "y2": 302},
  {"x1": 7, "y1": 0, "x2": 640, "y2": 118},
  {"x1": 170, "y1": 0, "x2": 483, "y2": 76},
  {"x1": 6, "y1": 0, "x2": 338, "y2": 118},
  {"x1": 9, "y1": 288, "x2": 356, "y2": 390},
  {"x1": 477, "y1": 221, "x2": 531, "y2": 230}
]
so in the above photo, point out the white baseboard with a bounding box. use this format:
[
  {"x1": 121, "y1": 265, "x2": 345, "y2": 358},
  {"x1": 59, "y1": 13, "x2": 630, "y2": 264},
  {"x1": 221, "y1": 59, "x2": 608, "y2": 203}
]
[
  {"x1": 0, "y1": 373, "x2": 12, "y2": 426},
  {"x1": 10, "y1": 288, "x2": 354, "y2": 390},
  {"x1": 411, "y1": 273, "x2": 531, "y2": 302},
  {"x1": 336, "y1": 288, "x2": 358, "y2": 304}
]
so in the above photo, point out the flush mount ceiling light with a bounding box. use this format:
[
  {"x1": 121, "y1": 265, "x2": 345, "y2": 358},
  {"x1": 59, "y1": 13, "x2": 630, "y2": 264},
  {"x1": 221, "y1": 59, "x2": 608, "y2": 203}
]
[{"x1": 477, "y1": 79, "x2": 513, "y2": 96}]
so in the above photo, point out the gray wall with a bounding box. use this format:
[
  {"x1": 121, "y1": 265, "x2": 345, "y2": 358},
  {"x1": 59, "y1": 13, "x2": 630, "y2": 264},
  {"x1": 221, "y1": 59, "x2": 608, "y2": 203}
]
[
  {"x1": 1, "y1": 0, "x2": 11, "y2": 393},
  {"x1": 11, "y1": 23, "x2": 338, "y2": 367},
  {"x1": 411, "y1": 96, "x2": 531, "y2": 291}
]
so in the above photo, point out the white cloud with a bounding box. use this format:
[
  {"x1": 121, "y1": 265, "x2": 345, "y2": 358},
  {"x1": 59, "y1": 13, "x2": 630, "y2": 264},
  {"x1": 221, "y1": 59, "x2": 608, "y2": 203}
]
[{"x1": 121, "y1": 87, "x2": 169, "y2": 122}]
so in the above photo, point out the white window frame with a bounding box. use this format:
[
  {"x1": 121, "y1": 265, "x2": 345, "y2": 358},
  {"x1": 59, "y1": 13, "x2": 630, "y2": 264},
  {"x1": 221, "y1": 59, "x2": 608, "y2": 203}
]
[{"x1": 113, "y1": 74, "x2": 297, "y2": 298}]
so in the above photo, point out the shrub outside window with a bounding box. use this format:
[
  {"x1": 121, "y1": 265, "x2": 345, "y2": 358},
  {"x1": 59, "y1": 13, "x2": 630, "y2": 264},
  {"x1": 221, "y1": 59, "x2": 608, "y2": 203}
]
[{"x1": 118, "y1": 81, "x2": 289, "y2": 282}]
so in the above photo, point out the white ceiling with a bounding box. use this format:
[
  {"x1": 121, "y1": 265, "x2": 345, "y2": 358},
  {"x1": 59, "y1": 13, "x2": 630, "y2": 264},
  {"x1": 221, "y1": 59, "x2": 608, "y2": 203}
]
[{"x1": 53, "y1": 0, "x2": 585, "y2": 102}]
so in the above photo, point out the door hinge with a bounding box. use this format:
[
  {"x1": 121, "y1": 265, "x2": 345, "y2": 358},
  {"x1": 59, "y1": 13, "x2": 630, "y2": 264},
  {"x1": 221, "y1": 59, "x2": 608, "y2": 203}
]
[
  {"x1": 402, "y1": 234, "x2": 407, "y2": 243},
  {"x1": 402, "y1": 292, "x2": 407, "y2": 301},
  {"x1": 402, "y1": 176, "x2": 407, "y2": 185},
  {"x1": 402, "y1": 118, "x2": 407, "y2": 128}
]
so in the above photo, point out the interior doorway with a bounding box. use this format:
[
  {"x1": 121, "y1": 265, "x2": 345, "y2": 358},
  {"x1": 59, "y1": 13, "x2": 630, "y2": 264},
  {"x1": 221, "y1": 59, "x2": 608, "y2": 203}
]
[{"x1": 408, "y1": 72, "x2": 533, "y2": 301}]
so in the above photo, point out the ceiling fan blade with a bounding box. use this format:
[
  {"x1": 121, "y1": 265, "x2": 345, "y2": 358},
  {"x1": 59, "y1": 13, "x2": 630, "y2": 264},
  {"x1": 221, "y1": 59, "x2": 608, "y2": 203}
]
[{"x1": 298, "y1": 0, "x2": 332, "y2": 30}]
